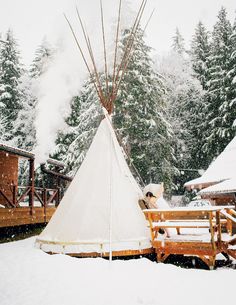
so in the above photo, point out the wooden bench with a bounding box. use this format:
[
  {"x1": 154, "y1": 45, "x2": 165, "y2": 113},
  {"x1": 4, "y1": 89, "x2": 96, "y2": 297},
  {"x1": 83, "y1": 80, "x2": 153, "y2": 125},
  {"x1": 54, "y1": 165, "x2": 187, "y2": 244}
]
[{"x1": 143, "y1": 207, "x2": 235, "y2": 269}]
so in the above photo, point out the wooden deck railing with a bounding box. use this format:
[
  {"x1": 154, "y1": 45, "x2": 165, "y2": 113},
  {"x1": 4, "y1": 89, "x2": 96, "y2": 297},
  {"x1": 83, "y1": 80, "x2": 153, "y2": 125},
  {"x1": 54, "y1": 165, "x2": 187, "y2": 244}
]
[
  {"x1": 0, "y1": 185, "x2": 62, "y2": 210},
  {"x1": 0, "y1": 185, "x2": 63, "y2": 227}
]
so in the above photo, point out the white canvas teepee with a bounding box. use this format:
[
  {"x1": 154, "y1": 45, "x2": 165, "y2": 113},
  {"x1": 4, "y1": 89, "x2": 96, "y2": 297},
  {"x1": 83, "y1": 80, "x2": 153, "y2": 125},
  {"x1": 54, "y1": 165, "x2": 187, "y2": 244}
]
[{"x1": 35, "y1": 114, "x2": 151, "y2": 255}]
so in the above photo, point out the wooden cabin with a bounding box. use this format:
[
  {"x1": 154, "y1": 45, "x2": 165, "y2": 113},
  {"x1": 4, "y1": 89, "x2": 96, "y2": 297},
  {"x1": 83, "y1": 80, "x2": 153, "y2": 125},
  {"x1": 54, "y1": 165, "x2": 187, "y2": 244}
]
[
  {"x1": 184, "y1": 135, "x2": 236, "y2": 206},
  {"x1": 199, "y1": 179, "x2": 236, "y2": 206},
  {"x1": 0, "y1": 143, "x2": 72, "y2": 228}
]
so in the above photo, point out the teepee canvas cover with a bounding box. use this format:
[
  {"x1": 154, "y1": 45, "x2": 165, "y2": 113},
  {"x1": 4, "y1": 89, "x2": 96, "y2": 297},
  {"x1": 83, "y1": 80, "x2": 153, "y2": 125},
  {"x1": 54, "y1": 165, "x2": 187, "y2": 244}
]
[{"x1": 35, "y1": 115, "x2": 151, "y2": 255}]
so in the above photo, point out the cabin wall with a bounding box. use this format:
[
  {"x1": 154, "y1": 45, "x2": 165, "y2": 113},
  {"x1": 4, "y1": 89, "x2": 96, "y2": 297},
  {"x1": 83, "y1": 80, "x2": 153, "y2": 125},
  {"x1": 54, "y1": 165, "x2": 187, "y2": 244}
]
[
  {"x1": 0, "y1": 151, "x2": 19, "y2": 206},
  {"x1": 214, "y1": 196, "x2": 236, "y2": 205},
  {"x1": 201, "y1": 194, "x2": 236, "y2": 206}
]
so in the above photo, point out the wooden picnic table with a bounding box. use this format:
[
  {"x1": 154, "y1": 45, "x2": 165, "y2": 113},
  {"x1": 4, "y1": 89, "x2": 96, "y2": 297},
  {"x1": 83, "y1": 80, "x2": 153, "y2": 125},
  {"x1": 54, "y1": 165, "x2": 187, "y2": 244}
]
[{"x1": 143, "y1": 206, "x2": 236, "y2": 269}]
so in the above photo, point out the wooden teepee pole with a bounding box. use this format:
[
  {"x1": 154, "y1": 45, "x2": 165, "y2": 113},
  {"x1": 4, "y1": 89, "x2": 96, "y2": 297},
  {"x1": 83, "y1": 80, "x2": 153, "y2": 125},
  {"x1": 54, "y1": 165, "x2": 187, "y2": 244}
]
[
  {"x1": 112, "y1": 0, "x2": 122, "y2": 91},
  {"x1": 64, "y1": 13, "x2": 101, "y2": 101},
  {"x1": 100, "y1": 0, "x2": 109, "y2": 106},
  {"x1": 116, "y1": 3, "x2": 154, "y2": 98},
  {"x1": 65, "y1": 0, "x2": 149, "y2": 114},
  {"x1": 75, "y1": 7, "x2": 106, "y2": 107},
  {"x1": 114, "y1": 0, "x2": 148, "y2": 99},
  {"x1": 111, "y1": 0, "x2": 147, "y2": 100}
]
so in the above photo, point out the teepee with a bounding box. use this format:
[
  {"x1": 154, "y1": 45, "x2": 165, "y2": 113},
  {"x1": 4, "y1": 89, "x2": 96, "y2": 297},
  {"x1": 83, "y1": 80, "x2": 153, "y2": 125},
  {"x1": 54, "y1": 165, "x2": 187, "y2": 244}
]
[{"x1": 35, "y1": 0, "x2": 152, "y2": 257}]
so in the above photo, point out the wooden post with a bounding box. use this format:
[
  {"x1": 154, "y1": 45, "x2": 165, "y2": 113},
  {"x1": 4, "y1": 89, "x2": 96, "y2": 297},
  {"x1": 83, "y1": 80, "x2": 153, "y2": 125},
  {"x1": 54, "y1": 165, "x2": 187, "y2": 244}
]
[
  {"x1": 12, "y1": 184, "x2": 16, "y2": 207},
  {"x1": 147, "y1": 213, "x2": 155, "y2": 241},
  {"x1": 56, "y1": 187, "x2": 60, "y2": 207},
  {"x1": 29, "y1": 159, "x2": 35, "y2": 215},
  {"x1": 215, "y1": 210, "x2": 222, "y2": 247},
  {"x1": 209, "y1": 211, "x2": 216, "y2": 252},
  {"x1": 43, "y1": 188, "x2": 47, "y2": 222}
]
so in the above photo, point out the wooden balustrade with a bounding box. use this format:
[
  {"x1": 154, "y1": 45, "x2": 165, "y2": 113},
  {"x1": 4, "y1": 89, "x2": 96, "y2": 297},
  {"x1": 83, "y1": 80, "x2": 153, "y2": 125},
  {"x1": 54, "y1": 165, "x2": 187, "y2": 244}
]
[{"x1": 0, "y1": 185, "x2": 62, "y2": 227}]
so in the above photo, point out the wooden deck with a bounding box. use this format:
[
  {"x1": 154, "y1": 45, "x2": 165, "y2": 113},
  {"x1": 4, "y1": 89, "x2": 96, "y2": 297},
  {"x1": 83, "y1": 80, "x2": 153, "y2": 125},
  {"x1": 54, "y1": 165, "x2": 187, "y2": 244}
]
[{"x1": 0, "y1": 207, "x2": 56, "y2": 228}]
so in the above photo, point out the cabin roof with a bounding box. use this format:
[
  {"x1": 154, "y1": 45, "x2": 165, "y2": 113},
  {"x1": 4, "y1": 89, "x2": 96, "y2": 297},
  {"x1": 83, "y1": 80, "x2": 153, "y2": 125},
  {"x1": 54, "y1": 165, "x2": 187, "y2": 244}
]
[
  {"x1": 184, "y1": 135, "x2": 236, "y2": 189},
  {"x1": 199, "y1": 178, "x2": 236, "y2": 196},
  {"x1": 0, "y1": 143, "x2": 35, "y2": 160}
]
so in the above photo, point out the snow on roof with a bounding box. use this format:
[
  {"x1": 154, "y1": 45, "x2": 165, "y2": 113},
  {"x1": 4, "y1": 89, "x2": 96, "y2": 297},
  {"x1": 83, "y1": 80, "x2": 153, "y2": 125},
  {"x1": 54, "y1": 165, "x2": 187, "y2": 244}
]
[
  {"x1": 185, "y1": 135, "x2": 236, "y2": 188},
  {"x1": 199, "y1": 178, "x2": 236, "y2": 196},
  {"x1": 0, "y1": 142, "x2": 35, "y2": 159}
]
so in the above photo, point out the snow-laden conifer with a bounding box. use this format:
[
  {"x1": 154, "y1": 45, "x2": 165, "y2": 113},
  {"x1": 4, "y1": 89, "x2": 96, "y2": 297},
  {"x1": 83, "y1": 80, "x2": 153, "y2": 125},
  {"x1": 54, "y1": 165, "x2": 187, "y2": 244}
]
[
  {"x1": 203, "y1": 7, "x2": 234, "y2": 160},
  {"x1": 172, "y1": 28, "x2": 185, "y2": 56},
  {"x1": 158, "y1": 30, "x2": 204, "y2": 192},
  {"x1": 113, "y1": 28, "x2": 176, "y2": 192},
  {"x1": 191, "y1": 22, "x2": 210, "y2": 90},
  {"x1": 0, "y1": 29, "x2": 22, "y2": 143}
]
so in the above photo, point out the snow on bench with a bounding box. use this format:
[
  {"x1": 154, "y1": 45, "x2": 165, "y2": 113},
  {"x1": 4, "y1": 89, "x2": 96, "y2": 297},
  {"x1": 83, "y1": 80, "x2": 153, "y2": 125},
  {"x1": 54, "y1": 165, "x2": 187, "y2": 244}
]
[{"x1": 143, "y1": 207, "x2": 236, "y2": 269}]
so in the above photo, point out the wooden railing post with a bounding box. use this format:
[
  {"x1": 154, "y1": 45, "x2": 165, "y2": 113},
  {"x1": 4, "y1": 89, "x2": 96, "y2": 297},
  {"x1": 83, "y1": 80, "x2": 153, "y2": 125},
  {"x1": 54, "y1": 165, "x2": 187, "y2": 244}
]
[
  {"x1": 209, "y1": 211, "x2": 216, "y2": 252},
  {"x1": 43, "y1": 188, "x2": 47, "y2": 222},
  {"x1": 29, "y1": 159, "x2": 35, "y2": 215},
  {"x1": 56, "y1": 187, "x2": 60, "y2": 207},
  {"x1": 215, "y1": 210, "x2": 222, "y2": 246},
  {"x1": 12, "y1": 184, "x2": 17, "y2": 207}
]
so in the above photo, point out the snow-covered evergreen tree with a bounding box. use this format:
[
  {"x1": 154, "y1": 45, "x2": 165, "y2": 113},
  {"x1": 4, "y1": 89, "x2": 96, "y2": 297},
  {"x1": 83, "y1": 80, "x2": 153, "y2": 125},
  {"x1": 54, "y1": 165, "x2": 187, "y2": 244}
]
[
  {"x1": 16, "y1": 39, "x2": 54, "y2": 184},
  {"x1": 203, "y1": 7, "x2": 234, "y2": 160},
  {"x1": 29, "y1": 38, "x2": 53, "y2": 78},
  {"x1": 172, "y1": 28, "x2": 185, "y2": 55},
  {"x1": 0, "y1": 29, "x2": 22, "y2": 143},
  {"x1": 113, "y1": 28, "x2": 176, "y2": 192},
  {"x1": 13, "y1": 74, "x2": 36, "y2": 150},
  {"x1": 14, "y1": 38, "x2": 54, "y2": 151},
  {"x1": 191, "y1": 22, "x2": 210, "y2": 90},
  {"x1": 225, "y1": 16, "x2": 236, "y2": 136},
  {"x1": 158, "y1": 29, "x2": 205, "y2": 193}
]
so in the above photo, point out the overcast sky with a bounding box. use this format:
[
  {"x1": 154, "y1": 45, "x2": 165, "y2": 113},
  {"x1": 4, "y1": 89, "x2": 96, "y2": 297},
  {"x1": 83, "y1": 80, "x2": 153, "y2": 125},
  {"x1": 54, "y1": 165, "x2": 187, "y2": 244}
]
[{"x1": 0, "y1": 0, "x2": 235, "y2": 66}]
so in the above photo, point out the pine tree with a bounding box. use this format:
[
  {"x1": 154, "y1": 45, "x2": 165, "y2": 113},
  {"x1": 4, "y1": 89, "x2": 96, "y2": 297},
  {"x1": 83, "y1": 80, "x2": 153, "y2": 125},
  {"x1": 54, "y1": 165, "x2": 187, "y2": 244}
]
[
  {"x1": 0, "y1": 29, "x2": 22, "y2": 143},
  {"x1": 16, "y1": 39, "x2": 53, "y2": 184},
  {"x1": 159, "y1": 28, "x2": 205, "y2": 193},
  {"x1": 203, "y1": 7, "x2": 233, "y2": 160},
  {"x1": 14, "y1": 38, "x2": 54, "y2": 151},
  {"x1": 113, "y1": 28, "x2": 176, "y2": 192},
  {"x1": 172, "y1": 28, "x2": 185, "y2": 55},
  {"x1": 29, "y1": 38, "x2": 53, "y2": 78},
  {"x1": 17, "y1": 38, "x2": 54, "y2": 150},
  {"x1": 224, "y1": 16, "x2": 236, "y2": 135},
  {"x1": 13, "y1": 73, "x2": 36, "y2": 150},
  {"x1": 190, "y1": 21, "x2": 212, "y2": 169},
  {"x1": 191, "y1": 22, "x2": 210, "y2": 90}
]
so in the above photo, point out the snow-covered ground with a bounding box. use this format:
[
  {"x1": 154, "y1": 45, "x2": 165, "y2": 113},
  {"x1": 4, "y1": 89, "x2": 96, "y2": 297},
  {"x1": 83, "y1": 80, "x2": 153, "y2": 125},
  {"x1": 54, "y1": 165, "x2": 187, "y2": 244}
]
[{"x1": 0, "y1": 237, "x2": 235, "y2": 305}]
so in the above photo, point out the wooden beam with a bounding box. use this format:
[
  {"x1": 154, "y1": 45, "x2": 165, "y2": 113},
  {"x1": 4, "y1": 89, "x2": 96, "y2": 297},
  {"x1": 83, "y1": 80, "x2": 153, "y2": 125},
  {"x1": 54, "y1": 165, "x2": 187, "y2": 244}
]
[
  {"x1": 29, "y1": 159, "x2": 35, "y2": 214},
  {"x1": 0, "y1": 189, "x2": 14, "y2": 208}
]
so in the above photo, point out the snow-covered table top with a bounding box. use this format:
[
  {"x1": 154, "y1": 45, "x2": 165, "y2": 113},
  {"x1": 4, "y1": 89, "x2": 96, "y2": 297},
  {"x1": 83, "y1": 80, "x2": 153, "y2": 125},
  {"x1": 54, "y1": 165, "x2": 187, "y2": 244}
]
[{"x1": 143, "y1": 206, "x2": 235, "y2": 213}]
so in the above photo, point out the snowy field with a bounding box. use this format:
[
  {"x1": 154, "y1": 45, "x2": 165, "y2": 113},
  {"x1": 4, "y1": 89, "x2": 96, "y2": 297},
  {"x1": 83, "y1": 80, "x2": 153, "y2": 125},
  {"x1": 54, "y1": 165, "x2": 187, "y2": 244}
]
[{"x1": 0, "y1": 237, "x2": 235, "y2": 305}]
